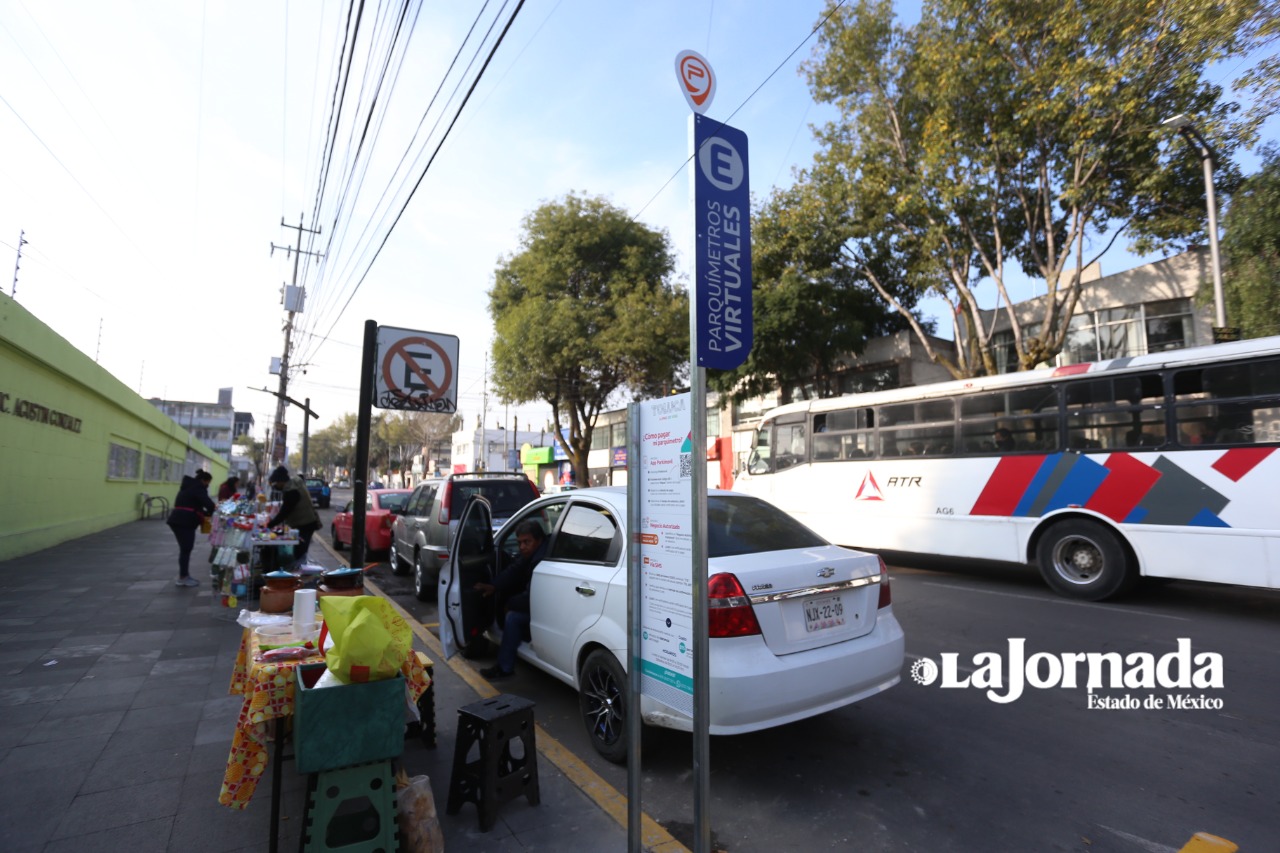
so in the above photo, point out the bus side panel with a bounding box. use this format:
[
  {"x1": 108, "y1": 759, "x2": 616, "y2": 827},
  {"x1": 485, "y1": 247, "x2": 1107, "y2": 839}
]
[
  {"x1": 778, "y1": 458, "x2": 1025, "y2": 564},
  {"x1": 1125, "y1": 526, "x2": 1274, "y2": 588}
]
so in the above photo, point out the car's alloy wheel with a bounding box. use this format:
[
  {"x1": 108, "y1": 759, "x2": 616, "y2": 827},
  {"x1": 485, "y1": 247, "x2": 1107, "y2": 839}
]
[
  {"x1": 331, "y1": 526, "x2": 344, "y2": 551},
  {"x1": 390, "y1": 546, "x2": 409, "y2": 576},
  {"x1": 579, "y1": 649, "x2": 627, "y2": 763},
  {"x1": 413, "y1": 551, "x2": 431, "y2": 601}
]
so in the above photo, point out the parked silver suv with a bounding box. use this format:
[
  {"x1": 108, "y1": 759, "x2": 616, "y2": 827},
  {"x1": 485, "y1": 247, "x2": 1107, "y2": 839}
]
[{"x1": 390, "y1": 472, "x2": 541, "y2": 600}]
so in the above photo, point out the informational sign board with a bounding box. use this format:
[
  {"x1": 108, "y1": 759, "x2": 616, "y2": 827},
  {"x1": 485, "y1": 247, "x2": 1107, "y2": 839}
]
[
  {"x1": 634, "y1": 393, "x2": 695, "y2": 717},
  {"x1": 373, "y1": 326, "x2": 459, "y2": 412},
  {"x1": 692, "y1": 114, "x2": 752, "y2": 370}
]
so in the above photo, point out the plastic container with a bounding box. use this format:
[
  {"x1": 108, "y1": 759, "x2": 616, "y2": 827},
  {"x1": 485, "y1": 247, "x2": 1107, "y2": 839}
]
[
  {"x1": 254, "y1": 624, "x2": 319, "y2": 650},
  {"x1": 294, "y1": 663, "x2": 405, "y2": 773}
]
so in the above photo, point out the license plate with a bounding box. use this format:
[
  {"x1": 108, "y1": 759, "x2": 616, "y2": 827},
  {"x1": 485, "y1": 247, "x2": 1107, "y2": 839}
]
[{"x1": 803, "y1": 594, "x2": 844, "y2": 632}]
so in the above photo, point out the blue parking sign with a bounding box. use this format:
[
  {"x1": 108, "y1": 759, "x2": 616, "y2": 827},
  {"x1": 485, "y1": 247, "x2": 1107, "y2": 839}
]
[{"x1": 693, "y1": 115, "x2": 752, "y2": 370}]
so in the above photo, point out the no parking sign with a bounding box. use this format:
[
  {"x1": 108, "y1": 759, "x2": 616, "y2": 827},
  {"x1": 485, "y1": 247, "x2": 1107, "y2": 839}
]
[{"x1": 373, "y1": 326, "x2": 459, "y2": 412}]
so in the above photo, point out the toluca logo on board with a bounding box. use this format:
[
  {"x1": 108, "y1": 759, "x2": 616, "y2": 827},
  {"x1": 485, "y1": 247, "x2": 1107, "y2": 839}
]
[{"x1": 910, "y1": 638, "x2": 1224, "y2": 708}]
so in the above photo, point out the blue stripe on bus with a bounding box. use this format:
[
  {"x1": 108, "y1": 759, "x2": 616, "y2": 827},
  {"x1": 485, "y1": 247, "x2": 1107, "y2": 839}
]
[
  {"x1": 1188, "y1": 507, "x2": 1231, "y2": 528},
  {"x1": 1041, "y1": 456, "x2": 1110, "y2": 513},
  {"x1": 1123, "y1": 506, "x2": 1149, "y2": 523},
  {"x1": 1012, "y1": 454, "x2": 1064, "y2": 517}
]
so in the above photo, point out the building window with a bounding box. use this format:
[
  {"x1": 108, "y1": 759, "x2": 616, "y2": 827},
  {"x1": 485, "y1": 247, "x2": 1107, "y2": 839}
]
[
  {"x1": 1146, "y1": 298, "x2": 1196, "y2": 352},
  {"x1": 837, "y1": 364, "x2": 900, "y2": 394},
  {"x1": 1058, "y1": 298, "x2": 1196, "y2": 366},
  {"x1": 108, "y1": 442, "x2": 141, "y2": 480}
]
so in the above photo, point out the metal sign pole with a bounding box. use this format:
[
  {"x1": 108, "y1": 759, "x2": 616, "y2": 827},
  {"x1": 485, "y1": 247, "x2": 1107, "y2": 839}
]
[
  {"x1": 690, "y1": 366, "x2": 710, "y2": 853},
  {"x1": 687, "y1": 109, "x2": 712, "y2": 853},
  {"x1": 351, "y1": 320, "x2": 377, "y2": 568},
  {"x1": 625, "y1": 402, "x2": 643, "y2": 852}
]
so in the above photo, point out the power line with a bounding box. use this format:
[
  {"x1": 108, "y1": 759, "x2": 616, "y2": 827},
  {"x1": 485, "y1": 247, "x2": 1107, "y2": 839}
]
[
  {"x1": 308, "y1": 0, "x2": 528, "y2": 362},
  {"x1": 300, "y1": 0, "x2": 502, "y2": 351}
]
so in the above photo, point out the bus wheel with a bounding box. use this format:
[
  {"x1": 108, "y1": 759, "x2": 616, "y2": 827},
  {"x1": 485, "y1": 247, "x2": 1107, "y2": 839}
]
[{"x1": 1036, "y1": 519, "x2": 1137, "y2": 601}]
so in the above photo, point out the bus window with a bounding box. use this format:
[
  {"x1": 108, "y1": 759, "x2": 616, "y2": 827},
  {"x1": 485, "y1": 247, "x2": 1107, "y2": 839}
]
[
  {"x1": 775, "y1": 421, "x2": 807, "y2": 470},
  {"x1": 959, "y1": 386, "x2": 1061, "y2": 453},
  {"x1": 812, "y1": 408, "x2": 874, "y2": 460},
  {"x1": 746, "y1": 425, "x2": 772, "y2": 474},
  {"x1": 879, "y1": 400, "x2": 955, "y2": 457},
  {"x1": 1174, "y1": 357, "x2": 1280, "y2": 446},
  {"x1": 1065, "y1": 373, "x2": 1165, "y2": 451}
]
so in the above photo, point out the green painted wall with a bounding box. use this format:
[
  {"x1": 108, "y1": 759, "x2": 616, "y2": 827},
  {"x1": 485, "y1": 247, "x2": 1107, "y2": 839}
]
[{"x1": 0, "y1": 292, "x2": 226, "y2": 560}]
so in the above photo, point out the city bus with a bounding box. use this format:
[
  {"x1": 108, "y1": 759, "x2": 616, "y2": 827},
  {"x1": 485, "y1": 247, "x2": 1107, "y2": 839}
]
[{"x1": 734, "y1": 336, "x2": 1280, "y2": 600}]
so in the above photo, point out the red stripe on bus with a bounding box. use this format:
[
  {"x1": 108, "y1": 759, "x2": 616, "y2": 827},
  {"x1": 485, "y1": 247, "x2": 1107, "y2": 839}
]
[
  {"x1": 1083, "y1": 453, "x2": 1161, "y2": 522},
  {"x1": 1211, "y1": 447, "x2": 1276, "y2": 482},
  {"x1": 970, "y1": 455, "x2": 1046, "y2": 516}
]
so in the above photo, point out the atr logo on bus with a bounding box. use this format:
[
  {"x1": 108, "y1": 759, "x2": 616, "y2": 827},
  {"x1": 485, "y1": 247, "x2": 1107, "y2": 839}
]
[
  {"x1": 909, "y1": 638, "x2": 1224, "y2": 709},
  {"x1": 855, "y1": 471, "x2": 921, "y2": 501}
]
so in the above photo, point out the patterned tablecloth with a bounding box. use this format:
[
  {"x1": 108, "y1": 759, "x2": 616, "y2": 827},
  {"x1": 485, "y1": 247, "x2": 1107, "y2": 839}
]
[{"x1": 218, "y1": 627, "x2": 431, "y2": 809}]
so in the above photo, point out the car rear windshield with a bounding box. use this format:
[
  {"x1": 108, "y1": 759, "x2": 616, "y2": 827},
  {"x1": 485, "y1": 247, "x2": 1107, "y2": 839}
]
[
  {"x1": 451, "y1": 480, "x2": 536, "y2": 519},
  {"x1": 306, "y1": 479, "x2": 325, "y2": 487},
  {"x1": 377, "y1": 492, "x2": 411, "y2": 512},
  {"x1": 707, "y1": 495, "x2": 827, "y2": 558}
]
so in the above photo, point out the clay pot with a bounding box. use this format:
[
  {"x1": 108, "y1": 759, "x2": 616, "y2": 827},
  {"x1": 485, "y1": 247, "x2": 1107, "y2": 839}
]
[{"x1": 260, "y1": 571, "x2": 302, "y2": 614}]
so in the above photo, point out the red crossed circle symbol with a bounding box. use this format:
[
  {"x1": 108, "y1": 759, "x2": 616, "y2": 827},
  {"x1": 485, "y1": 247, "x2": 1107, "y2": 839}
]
[{"x1": 382, "y1": 336, "x2": 453, "y2": 401}]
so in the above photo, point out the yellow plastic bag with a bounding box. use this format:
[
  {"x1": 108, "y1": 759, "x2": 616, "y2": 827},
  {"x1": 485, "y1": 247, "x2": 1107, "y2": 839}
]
[{"x1": 320, "y1": 596, "x2": 412, "y2": 684}]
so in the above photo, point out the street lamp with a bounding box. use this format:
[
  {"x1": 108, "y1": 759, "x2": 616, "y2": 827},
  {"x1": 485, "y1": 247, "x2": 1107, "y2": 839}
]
[{"x1": 1162, "y1": 113, "x2": 1227, "y2": 331}]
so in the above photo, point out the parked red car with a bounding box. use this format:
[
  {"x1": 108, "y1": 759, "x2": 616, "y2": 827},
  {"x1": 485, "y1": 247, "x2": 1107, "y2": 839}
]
[{"x1": 331, "y1": 489, "x2": 412, "y2": 555}]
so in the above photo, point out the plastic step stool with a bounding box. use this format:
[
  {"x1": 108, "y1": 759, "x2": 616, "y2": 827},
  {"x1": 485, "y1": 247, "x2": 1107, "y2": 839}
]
[
  {"x1": 445, "y1": 693, "x2": 540, "y2": 832},
  {"x1": 299, "y1": 760, "x2": 398, "y2": 853}
]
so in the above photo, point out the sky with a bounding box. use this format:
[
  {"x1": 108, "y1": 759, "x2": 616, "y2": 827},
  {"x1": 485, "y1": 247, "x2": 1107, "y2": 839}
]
[{"x1": 0, "y1": 0, "x2": 1272, "y2": 450}]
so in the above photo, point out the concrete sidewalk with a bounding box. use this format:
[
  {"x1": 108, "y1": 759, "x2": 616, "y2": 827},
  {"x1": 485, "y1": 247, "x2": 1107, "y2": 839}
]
[{"x1": 0, "y1": 517, "x2": 665, "y2": 852}]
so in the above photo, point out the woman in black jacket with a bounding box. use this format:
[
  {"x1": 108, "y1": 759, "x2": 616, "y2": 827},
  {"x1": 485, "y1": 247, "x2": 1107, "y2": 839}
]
[{"x1": 168, "y1": 471, "x2": 216, "y2": 587}]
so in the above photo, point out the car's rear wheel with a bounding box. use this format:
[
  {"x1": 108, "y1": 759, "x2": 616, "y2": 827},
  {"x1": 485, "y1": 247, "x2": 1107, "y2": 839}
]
[
  {"x1": 1036, "y1": 518, "x2": 1136, "y2": 600},
  {"x1": 331, "y1": 525, "x2": 344, "y2": 551},
  {"x1": 413, "y1": 551, "x2": 433, "y2": 601},
  {"x1": 579, "y1": 649, "x2": 627, "y2": 764},
  {"x1": 390, "y1": 547, "x2": 409, "y2": 576}
]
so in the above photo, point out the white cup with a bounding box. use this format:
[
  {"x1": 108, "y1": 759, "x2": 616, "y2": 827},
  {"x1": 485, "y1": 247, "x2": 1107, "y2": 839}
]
[{"x1": 292, "y1": 589, "x2": 318, "y2": 636}]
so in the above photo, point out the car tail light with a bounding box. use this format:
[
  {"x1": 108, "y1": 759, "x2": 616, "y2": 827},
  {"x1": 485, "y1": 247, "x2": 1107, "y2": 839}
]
[
  {"x1": 708, "y1": 573, "x2": 761, "y2": 638},
  {"x1": 438, "y1": 482, "x2": 452, "y2": 525},
  {"x1": 382, "y1": 514, "x2": 395, "y2": 530},
  {"x1": 877, "y1": 556, "x2": 891, "y2": 609}
]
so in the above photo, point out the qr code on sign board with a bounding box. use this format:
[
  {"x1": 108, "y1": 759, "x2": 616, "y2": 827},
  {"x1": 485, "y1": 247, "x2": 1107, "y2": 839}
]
[{"x1": 679, "y1": 453, "x2": 692, "y2": 478}]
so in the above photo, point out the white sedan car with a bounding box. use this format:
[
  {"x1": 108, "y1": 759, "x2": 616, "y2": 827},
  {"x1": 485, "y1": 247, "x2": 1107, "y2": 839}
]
[{"x1": 440, "y1": 486, "x2": 904, "y2": 762}]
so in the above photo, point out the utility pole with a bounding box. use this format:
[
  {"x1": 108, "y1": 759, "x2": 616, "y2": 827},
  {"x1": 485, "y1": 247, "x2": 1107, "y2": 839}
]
[
  {"x1": 11, "y1": 230, "x2": 28, "y2": 298},
  {"x1": 268, "y1": 214, "x2": 323, "y2": 471}
]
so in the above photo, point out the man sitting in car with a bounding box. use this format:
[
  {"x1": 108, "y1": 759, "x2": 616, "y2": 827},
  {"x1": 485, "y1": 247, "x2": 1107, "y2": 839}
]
[{"x1": 474, "y1": 520, "x2": 547, "y2": 680}]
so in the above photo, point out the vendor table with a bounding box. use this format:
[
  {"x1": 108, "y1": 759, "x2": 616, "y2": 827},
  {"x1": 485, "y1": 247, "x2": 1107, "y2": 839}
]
[{"x1": 218, "y1": 626, "x2": 431, "y2": 850}]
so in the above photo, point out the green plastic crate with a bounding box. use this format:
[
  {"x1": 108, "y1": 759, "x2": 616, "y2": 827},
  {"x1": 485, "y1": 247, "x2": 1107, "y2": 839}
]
[{"x1": 293, "y1": 663, "x2": 405, "y2": 773}]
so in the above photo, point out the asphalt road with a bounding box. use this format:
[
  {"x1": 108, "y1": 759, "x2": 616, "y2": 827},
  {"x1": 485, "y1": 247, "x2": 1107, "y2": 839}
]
[{"x1": 318, "y1": 487, "x2": 1280, "y2": 852}]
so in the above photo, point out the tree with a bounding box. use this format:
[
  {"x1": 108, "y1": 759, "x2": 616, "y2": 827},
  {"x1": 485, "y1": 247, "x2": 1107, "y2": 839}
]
[
  {"x1": 375, "y1": 411, "x2": 460, "y2": 485},
  {"x1": 307, "y1": 414, "x2": 359, "y2": 479},
  {"x1": 1221, "y1": 145, "x2": 1280, "y2": 338},
  {"x1": 798, "y1": 0, "x2": 1276, "y2": 378},
  {"x1": 709, "y1": 182, "x2": 922, "y2": 404},
  {"x1": 489, "y1": 193, "x2": 687, "y2": 483},
  {"x1": 232, "y1": 433, "x2": 266, "y2": 486}
]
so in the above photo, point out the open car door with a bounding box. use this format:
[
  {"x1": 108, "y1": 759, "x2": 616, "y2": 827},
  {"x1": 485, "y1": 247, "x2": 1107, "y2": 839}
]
[{"x1": 439, "y1": 495, "x2": 496, "y2": 660}]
